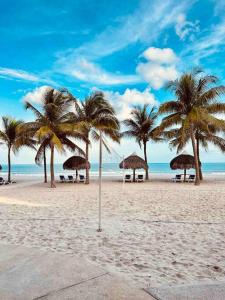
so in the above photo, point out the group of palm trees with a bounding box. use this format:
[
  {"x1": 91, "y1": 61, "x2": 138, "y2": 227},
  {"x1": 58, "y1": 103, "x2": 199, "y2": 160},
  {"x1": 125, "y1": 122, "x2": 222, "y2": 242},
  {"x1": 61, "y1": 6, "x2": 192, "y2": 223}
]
[
  {"x1": 0, "y1": 89, "x2": 120, "y2": 188},
  {"x1": 0, "y1": 69, "x2": 225, "y2": 186}
]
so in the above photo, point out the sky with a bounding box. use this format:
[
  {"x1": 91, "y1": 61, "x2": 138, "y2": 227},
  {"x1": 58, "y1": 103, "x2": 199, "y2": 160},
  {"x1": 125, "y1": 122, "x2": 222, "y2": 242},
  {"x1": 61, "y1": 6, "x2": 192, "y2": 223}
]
[{"x1": 0, "y1": 0, "x2": 225, "y2": 164}]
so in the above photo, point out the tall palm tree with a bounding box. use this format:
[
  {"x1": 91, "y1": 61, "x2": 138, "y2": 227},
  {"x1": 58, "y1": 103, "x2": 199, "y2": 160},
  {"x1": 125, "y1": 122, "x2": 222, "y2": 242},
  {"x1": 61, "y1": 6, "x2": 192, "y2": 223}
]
[
  {"x1": 73, "y1": 91, "x2": 120, "y2": 184},
  {"x1": 195, "y1": 126, "x2": 225, "y2": 179},
  {"x1": 24, "y1": 88, "x2": 85, "y2": 188},
  {"x1": 159, "y1": 69, "x2": 225, "y2": 185},
  {"x1": 123, "y1": 105, "x2": 161, "y2": 180},
  {"x1": 43, "y1": 145, "x2": 47, "y2": 183},
  {"x1": 35, "y1": 139, "x2": 48, "y2": 183},
  {"x1": 0, "y1": 116, "x2": 35, "y2": 182},
  {"x1": 18, "y1": 124, "x2": 49, "y2": 183},
  {"x1": 164, "y1": 124, "x2": 225, "y2": 180}
]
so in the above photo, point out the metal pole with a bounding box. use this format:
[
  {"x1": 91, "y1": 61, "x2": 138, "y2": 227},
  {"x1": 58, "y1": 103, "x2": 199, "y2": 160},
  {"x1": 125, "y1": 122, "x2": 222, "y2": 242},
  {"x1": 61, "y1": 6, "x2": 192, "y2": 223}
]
[
  {"x1": 122, "y1": 155, "x2": 125, "y2": 191},
  {"x1": 97, "y1": 130, "x2": 103, "y2": 232}
]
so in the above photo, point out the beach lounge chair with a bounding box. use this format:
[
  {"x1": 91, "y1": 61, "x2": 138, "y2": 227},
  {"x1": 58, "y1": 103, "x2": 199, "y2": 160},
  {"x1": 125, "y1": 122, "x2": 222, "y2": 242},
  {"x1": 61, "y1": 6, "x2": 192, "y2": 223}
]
[
  {"x1": 68, "y1": 175, "x2": 74, "y2": 183},
  {"x1": 125, "y1": 174, "x2": 132, "y2": 182},
  {"x1": 188, "y1": 174, "x2": 195, "y2": 182},
  {"x1": 9, "y1": 179, "x2": 16, "y2": 184},
  {"x1": 79, "y1": 174, "x2": 85, "y2": 183},
  {"x1": 0, "y1": 177, "x2": 5, "y2": 185},
  {"x1": 136, "y1": 174, "x2": 144, "y2": 182},
  {"x1": 59, "y1": 175, "x2": 66, "y2": 183},
  {"x1": 172, "y1": 174, "x2": 182, "y2": 182}
]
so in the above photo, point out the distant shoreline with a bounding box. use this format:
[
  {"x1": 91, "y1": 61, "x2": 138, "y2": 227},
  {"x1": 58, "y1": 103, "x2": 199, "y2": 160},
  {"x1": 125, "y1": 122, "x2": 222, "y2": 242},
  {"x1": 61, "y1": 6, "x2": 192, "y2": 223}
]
[{"x1": 1, "y1": 162, "x2": 225, "y2": 177}]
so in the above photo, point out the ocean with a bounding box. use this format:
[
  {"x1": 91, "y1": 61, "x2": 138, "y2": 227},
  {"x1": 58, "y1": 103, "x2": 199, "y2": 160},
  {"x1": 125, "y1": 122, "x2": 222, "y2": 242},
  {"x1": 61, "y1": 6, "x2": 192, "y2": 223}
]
[{"x1": 0, "y1": 163, "x2": 225, "y2": 177}]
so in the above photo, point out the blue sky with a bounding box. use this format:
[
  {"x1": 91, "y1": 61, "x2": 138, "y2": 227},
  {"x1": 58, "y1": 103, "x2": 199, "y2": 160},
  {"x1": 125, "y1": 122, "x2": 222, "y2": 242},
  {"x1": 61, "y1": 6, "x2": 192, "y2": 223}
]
[{"x1": 0, "y1": 0, "x2": 225, "y2": 164}]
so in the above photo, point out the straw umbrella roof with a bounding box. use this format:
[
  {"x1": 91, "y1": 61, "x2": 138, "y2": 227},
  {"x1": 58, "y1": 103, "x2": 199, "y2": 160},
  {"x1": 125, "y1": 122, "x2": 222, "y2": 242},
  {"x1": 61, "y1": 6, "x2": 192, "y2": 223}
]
[
  {"x1": 63, "y1": 156, "x2": 90, "y2": 170},
  {"x1": 119, "y1": 153, "x2": 148, "y2": 170},
  {"x1": 170, "y1": 152, "x2": 200, "y2": 170}
]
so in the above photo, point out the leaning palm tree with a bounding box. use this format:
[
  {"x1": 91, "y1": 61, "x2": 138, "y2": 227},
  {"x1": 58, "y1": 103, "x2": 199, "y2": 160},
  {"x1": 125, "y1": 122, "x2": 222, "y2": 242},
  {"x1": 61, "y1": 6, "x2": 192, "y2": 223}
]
[
  {"x1": 123, "y1": 105, "x2": 161, "y2": 180},
  {"x1": 195, "y1": 126, "x2": 225, "y2": 179},
  {"x1": 35, "y1": 139, "x2": 48, "y2": 183},
  {"x1": 159, "y1": 69, "x2": 225, "y2": 185},
  {"x1": 18, "y1": 122, "x2": 49, "y2": 183},
  {"x1": 73, "y1": 91, "x2": 120, "y2": 184},
  {"x1": 0, "y1": 116, "x2": 35, "y2": 182},
  {"x1": 165, "y1": 123, "x2": 225, "y2": 180},
  {"x1": 24, "y1": 88, "x2": 85, "y2": 188}
]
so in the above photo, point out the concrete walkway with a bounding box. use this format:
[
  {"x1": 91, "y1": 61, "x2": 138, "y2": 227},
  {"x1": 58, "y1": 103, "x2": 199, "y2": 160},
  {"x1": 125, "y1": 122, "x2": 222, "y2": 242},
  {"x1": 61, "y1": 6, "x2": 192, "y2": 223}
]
[
  {"x1": 147, "y1": 281, "x2": 225, "y2": 300},
  {"x1": 0, "y1": 244, "x2": 154, "y2": 300}
]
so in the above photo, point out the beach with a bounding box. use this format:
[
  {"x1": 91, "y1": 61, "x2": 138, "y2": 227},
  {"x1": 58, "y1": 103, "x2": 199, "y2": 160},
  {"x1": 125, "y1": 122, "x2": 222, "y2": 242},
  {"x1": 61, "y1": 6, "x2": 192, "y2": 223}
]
[{"x1": 0, "y1": 174, "x2": 225, "y2": 289}]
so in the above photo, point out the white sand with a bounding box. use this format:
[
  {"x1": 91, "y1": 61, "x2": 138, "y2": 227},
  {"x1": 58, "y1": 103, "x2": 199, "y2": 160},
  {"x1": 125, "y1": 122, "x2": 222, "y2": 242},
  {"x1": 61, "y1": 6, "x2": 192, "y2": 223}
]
[{"x1": 0, "y1": 174, "x2": 225, "y2": 288}]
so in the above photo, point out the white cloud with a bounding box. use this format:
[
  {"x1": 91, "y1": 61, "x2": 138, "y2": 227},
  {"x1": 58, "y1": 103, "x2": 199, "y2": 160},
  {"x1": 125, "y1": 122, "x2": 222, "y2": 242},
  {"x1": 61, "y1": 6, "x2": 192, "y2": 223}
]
[
  {"x1": 137, "y1": 47, "x2": 179, "y2": 89},
  {"x1": 142, "y1": 47, "x2": 178, "y2": 64},
  {"x1": 56, "y1": 0, "x2": 192, "y2": 61},
  {"x1": 213, "y1": 0, "x2": 225, "y2": 16},
  {"x1": 61, "y1": 47, "x2": 179, "y2": 89},
  {"x1": 22, "y1": 86, "x2": 53, "y2": 104},
  {"x1": 0, "y1": 67, "x2": 39, "y2": 82},
  {"x1": 105, "y1": 88, "x2": 158, "y2": 120},
  {"x1": 0, "y1": 67, "x2": 56, "y2": 86},
  {"x1": 55, "y1": 0, "x2": 194, "y2": 86},
  {"x1": 137, "y1": 63, "x2": 178, "y2": 89},
  {"x1": 182, "y1": 18, "x2": 225, "y2": 62},
  {"x1": 175, "y1": 13, "x2": 199, "y2": 41},
  {"x1": 62, "y1": 58, "x2": 139, "y2": 85}
]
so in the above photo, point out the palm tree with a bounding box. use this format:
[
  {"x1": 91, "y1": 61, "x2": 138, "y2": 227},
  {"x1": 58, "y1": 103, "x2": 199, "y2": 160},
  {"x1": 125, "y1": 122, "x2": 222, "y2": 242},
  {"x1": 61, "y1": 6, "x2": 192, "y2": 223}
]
[
  {"x1": 195, "y1": 126, "x2": 225, "y2": 179},
  {"x1": 43, "y1": 145, "x2": 47, "y2": 183},
  {"x1": 73, "y1": 91, "x2": 120, "y2": 184},
  {"x1": 24, "y1": 88, "x2": 85, "y2": 188},
  {"x1": 123, "y1": 105, "x2": 161, "y2": 180},
  {"x1": 0, "y1": 116, "x2": 35, "y2": 182},
  {"x1": 165, "y1": 124, "x2": 225, "y2": 180},
  {"x1": 159, "y1": 69, "x2": 225, "y2": 185},
  {"x1": 18, "y1": 123, "x2": 49, "y2": 183},
  {"x1": 35, "y1": 139, "x2": 48, "y2": 183}
]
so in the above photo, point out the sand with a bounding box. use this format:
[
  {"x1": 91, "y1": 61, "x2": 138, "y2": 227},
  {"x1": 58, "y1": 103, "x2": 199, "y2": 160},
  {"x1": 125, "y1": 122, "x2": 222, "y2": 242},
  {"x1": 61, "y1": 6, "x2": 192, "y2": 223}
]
[{"x1": 0, "y1": 174, "x2": 225, "y2": 288}]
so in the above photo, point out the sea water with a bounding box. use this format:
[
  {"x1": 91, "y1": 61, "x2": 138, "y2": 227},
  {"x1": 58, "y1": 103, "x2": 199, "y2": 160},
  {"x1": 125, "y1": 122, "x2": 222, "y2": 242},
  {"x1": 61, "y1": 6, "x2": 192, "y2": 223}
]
[{"x1": 0, "y1": 163, "x2": 225, "y2": 177}]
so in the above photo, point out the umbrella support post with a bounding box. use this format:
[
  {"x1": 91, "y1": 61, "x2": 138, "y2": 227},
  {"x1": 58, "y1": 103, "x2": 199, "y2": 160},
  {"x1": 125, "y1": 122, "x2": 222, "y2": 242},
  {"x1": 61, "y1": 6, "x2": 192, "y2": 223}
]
[
  {"x1": 184, "y1": 169, "x2": 186, "y2": 182},
  {"x1": 133, "y1": 169, "x2": 136, "y2": 182}
]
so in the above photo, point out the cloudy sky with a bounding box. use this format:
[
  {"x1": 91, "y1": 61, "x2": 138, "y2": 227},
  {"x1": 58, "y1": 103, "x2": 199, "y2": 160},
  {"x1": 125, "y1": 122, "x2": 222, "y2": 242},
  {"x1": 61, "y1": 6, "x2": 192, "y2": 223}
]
[{"x1": 0, "y1": 0, "x2": 225, "y2": 164}]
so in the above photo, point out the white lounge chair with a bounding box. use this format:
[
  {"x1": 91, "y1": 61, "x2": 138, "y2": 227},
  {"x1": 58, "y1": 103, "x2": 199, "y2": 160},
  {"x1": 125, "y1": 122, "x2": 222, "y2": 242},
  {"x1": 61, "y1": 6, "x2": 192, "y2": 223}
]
[
  {"x1": 125, "y1": 174, "x2": 132, "y2": 182},
  {"x1": 172, "y1": 174, "x2": 182, "y2": 182},
  {"x1": 188, "y1": 174, "x2": 195, "y2": 182},
  {"x1": 68, "y1": 175, "x2": 75, "y2": 183},
  {"x1": 79, "y1": 175, "x2": 85, "y2": 183},
  {"x1": 59, "y1": 175, "x2": 66, "y2": 183},
  {"x1": 0, "y1": 177, "x2": 5, "y2": 185},
  {"x1": 136, "y1": 174, "x2": 144, "y2": 182}
]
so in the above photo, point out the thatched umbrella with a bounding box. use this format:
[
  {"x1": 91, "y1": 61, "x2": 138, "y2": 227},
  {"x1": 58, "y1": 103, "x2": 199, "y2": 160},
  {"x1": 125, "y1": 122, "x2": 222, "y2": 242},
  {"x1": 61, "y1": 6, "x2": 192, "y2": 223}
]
[
  {"x1": 63, "y1": 156, "x2": 90, "y2": 181},
  {"x1": 170, "y1": 152, "x2": 200, "y2": 182},
  {"x1": 119, "y1": 153, "x2": 148, "y2": 182}
]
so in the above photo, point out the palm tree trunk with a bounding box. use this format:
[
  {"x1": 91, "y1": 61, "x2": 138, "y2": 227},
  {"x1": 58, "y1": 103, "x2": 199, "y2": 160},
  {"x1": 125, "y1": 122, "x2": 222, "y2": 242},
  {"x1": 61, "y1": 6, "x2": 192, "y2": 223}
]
[
  {"x1": 8, "y1": 145, "x2": 11, "y2": 183},
  {"x1": 196, "y1": 137, "x2": 203, "y2": 180},
  {"x1": 190, "y1": 127, "x2": 200, "y2": 186},
  {"x1": 143, "y1": 141, "x2": 149, "y2": 180},
  {"x1": 85, "y1": 139, "x2": 89, "y2": 184},
  {"x1": 50, "y1": 144, "x2": 56, "y2": 188},
  {"x1": 43, "y1": 146, "x2": 47, "y2": 183}
]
